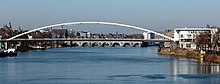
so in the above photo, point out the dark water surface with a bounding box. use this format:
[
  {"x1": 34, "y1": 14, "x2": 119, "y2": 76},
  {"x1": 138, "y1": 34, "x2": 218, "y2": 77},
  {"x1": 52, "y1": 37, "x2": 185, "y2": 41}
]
[{"x1": 0, "y1": 47, "x2": 220, "y2": 84}]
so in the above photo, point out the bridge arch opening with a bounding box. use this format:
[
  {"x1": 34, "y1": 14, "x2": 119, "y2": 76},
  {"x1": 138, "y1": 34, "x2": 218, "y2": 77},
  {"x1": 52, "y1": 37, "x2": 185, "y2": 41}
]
[
  {"x1": 112, "y1": 43, "x2": 121, "y2": 47},
  {"x1": 82, "y1": 42, "x2": 89, "y2": 47},
  {"x1": 122, "y1": 43, "x2": 131, "y2": 47},
  {"x1": 73, "y1": 43, "x2": 79, "y2": 47},
  {"x1": 101, "y1": 43, "x2": 110, "y2": 47},
  {"x1": 91, "y1": 42, "x2": 100, "y2": 47},
  {"x1": 133, "y1": 43, "x2": 141, "y2": 47}
]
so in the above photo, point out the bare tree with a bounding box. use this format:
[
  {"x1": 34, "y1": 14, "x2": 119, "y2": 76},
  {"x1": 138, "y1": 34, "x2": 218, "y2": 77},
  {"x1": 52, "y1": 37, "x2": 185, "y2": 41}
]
[
  {"x1": 195, "y1": 31, "x2": 211, "y2": 51},
  {"x1": 211, "y1": 29, "x2": 220, "y2": 54}
]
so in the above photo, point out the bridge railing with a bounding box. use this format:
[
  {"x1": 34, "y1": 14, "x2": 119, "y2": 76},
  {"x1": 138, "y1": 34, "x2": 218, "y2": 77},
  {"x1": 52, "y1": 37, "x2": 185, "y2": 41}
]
[{"x1": 0, "y1": 38, "x2": 171, "y2": 42}]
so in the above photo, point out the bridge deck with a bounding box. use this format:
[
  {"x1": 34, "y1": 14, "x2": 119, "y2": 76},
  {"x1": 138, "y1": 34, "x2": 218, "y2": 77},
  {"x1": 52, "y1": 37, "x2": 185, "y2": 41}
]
[{"x1": 0, "y1": 38, "x2": 171, "y2": 42}]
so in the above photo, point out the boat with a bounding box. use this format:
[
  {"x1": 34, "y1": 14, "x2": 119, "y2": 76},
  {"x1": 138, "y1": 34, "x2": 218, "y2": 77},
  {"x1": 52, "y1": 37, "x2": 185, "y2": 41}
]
[
  {"x1": 7, "y1": 49, "x2": 18, "y2": 57},
  {"x1": 0, "y1": 49, "x2": 17, "y2": 57},
  {"x1": 0, "y1": 50, "x2": 7, "y2": 57},
  {"x1": 29, "y1": 45, "x2": 46, "y2": 50}
]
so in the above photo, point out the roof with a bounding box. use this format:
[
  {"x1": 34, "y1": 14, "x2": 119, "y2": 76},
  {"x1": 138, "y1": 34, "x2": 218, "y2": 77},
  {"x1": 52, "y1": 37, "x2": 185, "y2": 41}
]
[{"x1": 175, "y1": 27, "x2": 211, "y2": 31}]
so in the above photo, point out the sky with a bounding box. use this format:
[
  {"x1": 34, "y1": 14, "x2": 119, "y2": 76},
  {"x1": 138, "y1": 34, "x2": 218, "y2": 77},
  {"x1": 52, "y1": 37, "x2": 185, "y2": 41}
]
[{"x1": 0, "y1": 0, "x2": 220, "y2": 33}]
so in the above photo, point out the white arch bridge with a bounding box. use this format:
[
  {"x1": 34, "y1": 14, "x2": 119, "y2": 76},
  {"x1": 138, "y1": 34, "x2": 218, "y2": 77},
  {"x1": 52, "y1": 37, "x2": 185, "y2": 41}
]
[
  {"x1": 2, "y1": 21, "x2": 173, "y2": 49},
  {"x1": 7, "y1": 21, "x2": 174, "y2": 41}
]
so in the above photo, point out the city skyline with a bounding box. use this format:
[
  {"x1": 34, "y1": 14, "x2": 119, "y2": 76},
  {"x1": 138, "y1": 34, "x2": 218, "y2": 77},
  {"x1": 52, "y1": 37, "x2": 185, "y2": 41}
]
[{"x1": 0, "y1": 0, "x2": 220, "y2": 33}]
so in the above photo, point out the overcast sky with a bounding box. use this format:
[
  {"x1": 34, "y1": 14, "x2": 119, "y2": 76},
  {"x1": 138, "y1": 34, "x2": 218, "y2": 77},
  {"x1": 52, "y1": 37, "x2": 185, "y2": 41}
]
[{"x1": 0, "y1": 0, "x2": 220, "y2": 33}]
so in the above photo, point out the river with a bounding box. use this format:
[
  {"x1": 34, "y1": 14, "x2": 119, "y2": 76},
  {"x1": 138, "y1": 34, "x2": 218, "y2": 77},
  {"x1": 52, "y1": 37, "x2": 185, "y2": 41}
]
[{"x1": 0, "y1": 47, "x2": 220, "y2": 84}]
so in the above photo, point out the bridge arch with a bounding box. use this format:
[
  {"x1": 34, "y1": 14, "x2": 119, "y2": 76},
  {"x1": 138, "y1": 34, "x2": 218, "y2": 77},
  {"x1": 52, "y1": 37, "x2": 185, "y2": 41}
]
[
  {"x1": 122, "y1": 43, "x2": 131, "y2": 47},
  {"x1": 81, "y1": 42, "x2": 89, "y2": 47},
  {"x1": 132, "y1": 43, "x2": 141, "y2": 47},
  {"x1": 91, "y1": 42, "x2": 100, "y2": 47},
  {"x1": 7, "y1": 21, "x2": 174, "y2": 41},
  {"x1": 112, "y1": 43, "x2": 121, "y2": 47},
  {"x1": 101, "y1": 42, "x2": 110, "y2": 47},
  {"x1": 73, "y1": 43, "x2": 79, "y2": 47}
]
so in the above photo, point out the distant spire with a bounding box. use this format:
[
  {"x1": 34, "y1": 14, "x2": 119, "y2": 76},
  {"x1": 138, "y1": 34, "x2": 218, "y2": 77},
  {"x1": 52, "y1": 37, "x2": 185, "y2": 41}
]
[
  {"x1": 19, "y1": 26, "x2": 23, "y2": 32},
  {"x1": 9, "y1": 21, "x2": 12, "y2": 28},
  {"x1": 7, "y1": 22, "x2": 13, "y2": 32}
]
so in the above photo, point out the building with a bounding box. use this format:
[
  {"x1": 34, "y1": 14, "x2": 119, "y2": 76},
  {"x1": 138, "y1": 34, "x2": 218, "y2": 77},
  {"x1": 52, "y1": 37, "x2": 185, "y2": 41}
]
[
  {"x1": 77, "y1": 31, "x2": 92, "y2": 38},
  {"x1": 173, "y1": 27, "x2": 217, "y2": 49},
  {"x1": 51, "y1": 29, "x2": 67, "y2": 38},
  {"x1": 67, "y1": 29, "x2": 76, "y2": 38},
  {"x1": 143, "y1": 32, "x2": 155, "y2": 40}
]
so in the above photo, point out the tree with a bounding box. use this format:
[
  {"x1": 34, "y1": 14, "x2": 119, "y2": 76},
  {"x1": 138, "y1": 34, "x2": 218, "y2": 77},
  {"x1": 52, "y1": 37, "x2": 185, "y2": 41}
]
[
  {"x1": 195, "y1": 31, "x2": 211, "y2": 51},
  {"x1": 211, "y1": 29, "x2": 220, "y2": 54},
  {"x1": 65, "y1": 29, "x2": 68, "y2": 38}
]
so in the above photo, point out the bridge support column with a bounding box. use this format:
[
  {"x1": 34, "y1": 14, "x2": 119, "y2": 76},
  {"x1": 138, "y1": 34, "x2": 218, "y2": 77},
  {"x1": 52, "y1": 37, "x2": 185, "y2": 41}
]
[
  {"x1": 78, "y1": 42, "x2": 82, "y2": 47},
  {"x1": 98, "y1": 43, "x2": 102, "y2": 47},
  {"x1": 159, "y1": 42, "x2": 165, "y2": 48},
  {"x1": 89, "y1": 42, "x2": 92, "y2": 47},
  {"x1": 55, "y1": 41, "x2": 58, "y2": 48},
  {"x1": 70, "y1": 41, "x2": 73, "y2": 47},
  {"x1": 141, "y1": 41, "x2": 148, "y2": 47},
  {"x1": 109, "y1": 43, "x2": 113, "y2": 47},
  {"x1": 130, "y1": 43, "x2": 134, "y2": 47},
  {"x1": 120, "y1": 42, "x2": 124, "y2": 47}
]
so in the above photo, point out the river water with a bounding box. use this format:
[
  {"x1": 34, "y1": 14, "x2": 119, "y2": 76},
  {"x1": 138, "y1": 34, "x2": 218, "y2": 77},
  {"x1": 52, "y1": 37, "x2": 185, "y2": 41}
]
[{"x1": 0, "y1": 47, "x2": 220, "y2": 84}]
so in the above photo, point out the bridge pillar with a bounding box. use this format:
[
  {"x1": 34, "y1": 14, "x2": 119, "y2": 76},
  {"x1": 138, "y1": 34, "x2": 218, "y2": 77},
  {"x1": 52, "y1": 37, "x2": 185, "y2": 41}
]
[
  {"x1": 140, "y1": 41, "x2": 148, "y2": 47},
  {"x1": 109, "y1": 42, "x2": 113, "y2": 47},
  {"x1": 130, "y1": 43, "x2": 134, "y2": 47},
  {"x1": 89, "y1": 42, "x2": 92, "y2": 47},
  {"x1": 98, "y1": 42, "x2": 102, "y2": 47},
  {"x1": 120, "y1": 42, "x2": 124, "y2": 47},
  {"x1": 77, "y1": 42, "x2": 80, "y2": 47},
  {"x1": 159, "y1": 42, "x2": 165, "y2": 48},
  {"x1": 70, "y1": 41, "x2": 73, "y2": 47},
  {"x1": 55, "y1": 41, "x2": 59, "y2": 48}
]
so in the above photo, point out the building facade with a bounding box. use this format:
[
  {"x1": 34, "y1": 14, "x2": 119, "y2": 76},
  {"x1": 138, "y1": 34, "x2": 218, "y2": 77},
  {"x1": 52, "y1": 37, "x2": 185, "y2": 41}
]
[
  {"x1": 143, "y1": 32, "x2": 155, "y2": 40},
  {"x1": 77, "y1": 31, "x2": 92, "y2": 38},
  {"x1": 174, "y1": 27, "x2": 217, "y2": 49}
]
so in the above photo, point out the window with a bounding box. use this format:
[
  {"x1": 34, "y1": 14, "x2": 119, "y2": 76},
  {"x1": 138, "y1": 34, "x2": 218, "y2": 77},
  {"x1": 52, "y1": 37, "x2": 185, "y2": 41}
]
[
  {"x1": 180, "y1": 35, "x2": 184, "y2": 38},
  {"x1": 193, "y1": 35, "x2": 196, "y2": 38},
  {"x1": 187, "y1": 34, "x2": 192, "y2": 38},
  {"x1": 186, "y1": 44, "x2": 191, "y2": 48}
]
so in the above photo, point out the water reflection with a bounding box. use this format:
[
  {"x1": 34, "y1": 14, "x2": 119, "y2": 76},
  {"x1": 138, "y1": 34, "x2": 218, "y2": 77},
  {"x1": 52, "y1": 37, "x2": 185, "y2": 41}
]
[
  {"x1": 170, "y1": 58, "x2": 220, "y2": 75},
  {"x1": 0, "y1": 58, "x2": 17, "y2": 83},
  {"x1": 0, "y1": 47, "x2": 220, "y2": 84},
  {"x1": 197, "y1": 63, "x2": 220, "y2": 74}
]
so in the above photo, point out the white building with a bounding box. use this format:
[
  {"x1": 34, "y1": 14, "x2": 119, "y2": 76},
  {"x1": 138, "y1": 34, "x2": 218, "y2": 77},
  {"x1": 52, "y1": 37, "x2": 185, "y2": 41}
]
[
  {"x1": 174, "y1": 27, "x2": 217, "y2": 49},
  {"x1": 77, "y1": 31, "x2": 92, "y2": 38},
  {"x1": 143, "y1": 32, "x2": 155, "y2": 40}
]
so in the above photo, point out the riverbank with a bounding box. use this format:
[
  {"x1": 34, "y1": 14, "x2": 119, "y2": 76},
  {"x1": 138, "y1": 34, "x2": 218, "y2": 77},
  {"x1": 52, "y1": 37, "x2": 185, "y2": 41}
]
[
  {"x1": 158, "y1": 48, "x2": 220, "y2": 64},
  {"x1": 17, "y1": 44, "x2": 64, "y2": 51}
]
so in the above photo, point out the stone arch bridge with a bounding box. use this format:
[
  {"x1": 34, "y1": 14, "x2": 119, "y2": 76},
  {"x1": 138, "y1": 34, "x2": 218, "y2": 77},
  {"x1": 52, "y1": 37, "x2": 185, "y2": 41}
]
[{"x1": 65, "y1": 39, "x2": 142, "y2": 47}]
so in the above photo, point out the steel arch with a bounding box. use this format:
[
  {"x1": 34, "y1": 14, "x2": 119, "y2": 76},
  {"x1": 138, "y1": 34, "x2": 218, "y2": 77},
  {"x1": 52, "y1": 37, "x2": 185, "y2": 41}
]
[{"x1": 7, "y1": 21, "x2": 174, "y2": 41}]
